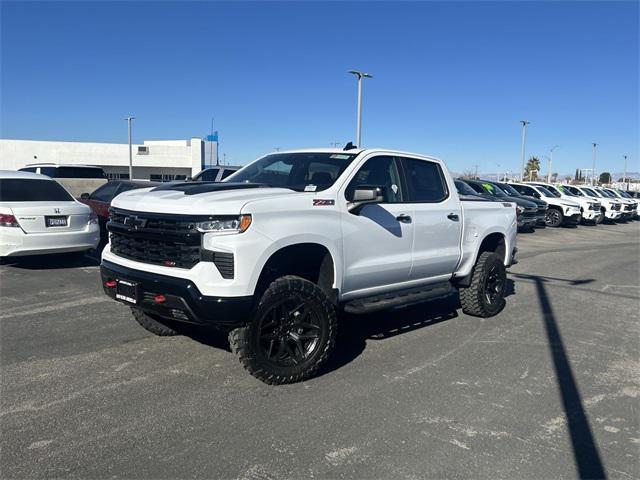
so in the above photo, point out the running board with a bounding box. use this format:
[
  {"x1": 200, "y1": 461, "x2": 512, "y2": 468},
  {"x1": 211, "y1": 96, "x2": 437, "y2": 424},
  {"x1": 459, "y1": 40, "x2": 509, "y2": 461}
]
[{"x1": 343, "y1": 282, "x2": 454, "y2": 314}]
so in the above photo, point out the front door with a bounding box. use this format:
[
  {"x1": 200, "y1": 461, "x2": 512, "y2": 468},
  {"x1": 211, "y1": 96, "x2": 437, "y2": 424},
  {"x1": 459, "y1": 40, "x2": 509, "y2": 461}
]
[{"x1": 340, "y1": 155, "x2": 414, "y2": 297}]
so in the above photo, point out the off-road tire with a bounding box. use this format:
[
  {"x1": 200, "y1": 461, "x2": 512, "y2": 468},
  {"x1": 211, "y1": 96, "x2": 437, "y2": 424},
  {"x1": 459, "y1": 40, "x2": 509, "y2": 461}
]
[
  {"x1": 229, "y1": 275, "x2": 337, "y2": 385},
  {"x1": 545, "y1": 207, "x2": 564, "y2": 228},
  {"x1": 131, "y1": 307, "x2": 180, "y2": 336},
  {"x1": 459, "y1": 251, "x2": 506, "y2": 317},
  {"x1": 596, "y1": 209, "x2": 605, "y2": 224}
]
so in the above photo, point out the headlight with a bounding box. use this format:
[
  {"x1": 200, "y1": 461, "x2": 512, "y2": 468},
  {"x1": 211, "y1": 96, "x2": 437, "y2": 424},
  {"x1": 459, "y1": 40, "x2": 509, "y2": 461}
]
[{"x1": 197, "y1": 215, "x2": 252, "y2": 234}]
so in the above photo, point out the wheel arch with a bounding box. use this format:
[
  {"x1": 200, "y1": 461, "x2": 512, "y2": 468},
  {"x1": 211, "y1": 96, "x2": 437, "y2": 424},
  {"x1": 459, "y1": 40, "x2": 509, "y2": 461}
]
[{"x1": 250, "y1": 240, "x2": 339, "y2": 302}]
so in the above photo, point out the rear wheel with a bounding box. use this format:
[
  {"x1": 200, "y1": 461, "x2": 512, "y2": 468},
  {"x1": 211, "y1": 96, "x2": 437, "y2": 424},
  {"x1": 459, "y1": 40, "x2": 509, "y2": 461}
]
[
  {"x1": 131, "y1": 308, "x2": 180, "y2": 336},
  {"x1": 459, "y1": 252, "x2": 507, "y2": 317},
  {"x1": 545, "y1": 208, "x2": 563, "y2": 227},
  {"x1": 229, "y1": 275, "x2": 337, "y2": 385}
]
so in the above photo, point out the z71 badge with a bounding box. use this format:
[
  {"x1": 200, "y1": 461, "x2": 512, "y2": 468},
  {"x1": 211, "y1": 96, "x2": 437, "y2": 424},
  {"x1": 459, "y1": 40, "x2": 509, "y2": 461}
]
[{"x1": 313, "y1": 199, "x2": 335, "y2": 206}]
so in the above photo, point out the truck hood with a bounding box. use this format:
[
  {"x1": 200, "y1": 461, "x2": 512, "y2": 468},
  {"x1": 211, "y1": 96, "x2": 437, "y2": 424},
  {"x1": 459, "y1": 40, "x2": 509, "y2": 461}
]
[{"x1": 111, "y1": 183, "x2": 296, "y2": 215}]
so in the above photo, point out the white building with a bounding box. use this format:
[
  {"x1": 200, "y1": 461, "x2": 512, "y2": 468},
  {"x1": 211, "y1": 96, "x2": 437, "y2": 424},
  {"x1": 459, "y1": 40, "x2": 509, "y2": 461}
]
[{"x1": 0, "y1": 137, "x2": 218, "y2": 181}]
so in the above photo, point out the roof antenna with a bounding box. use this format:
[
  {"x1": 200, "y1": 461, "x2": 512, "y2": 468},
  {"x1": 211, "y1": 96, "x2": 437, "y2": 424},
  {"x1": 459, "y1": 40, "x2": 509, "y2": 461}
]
[{"x1": 343, "y1": 141, "x2": 357, "y2": 151}]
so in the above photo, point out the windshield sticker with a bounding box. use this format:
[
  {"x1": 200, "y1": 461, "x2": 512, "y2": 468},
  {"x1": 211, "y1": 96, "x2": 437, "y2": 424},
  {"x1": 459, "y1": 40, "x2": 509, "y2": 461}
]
[
  {"x1": 313, "y1": 199, "x2": 335, "y2": 206},
  {"x1": 482, "y1": 183, "x2": 494, "y2": 192},
  {"x1": 391, "y1": 184, "x2": 399, "y2": 194},
  {"x1": 330, "y1": 154, "x2": 352, "y2": 160},
  {"x1": 304, "y1": 185, "x2": 317, "y2": 192}
]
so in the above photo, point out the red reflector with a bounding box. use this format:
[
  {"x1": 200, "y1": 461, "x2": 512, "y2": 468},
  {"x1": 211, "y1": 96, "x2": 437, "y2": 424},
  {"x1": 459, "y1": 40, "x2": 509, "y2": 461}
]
[
  {"x1": 154, "y1": 295, "x2": 166, "y2": 304},
  {"x1": 105, "y1": 280, "x2": 116, "y2": 288}
]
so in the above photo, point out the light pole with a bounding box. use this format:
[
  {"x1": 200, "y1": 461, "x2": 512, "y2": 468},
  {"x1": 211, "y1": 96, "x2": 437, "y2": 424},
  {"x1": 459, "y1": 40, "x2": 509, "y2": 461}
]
[
  {"x1": 124, "y1": 116, "x2": 135, "y2": 179},
  {"x1": 580, "y1": 168, "x2": 592, "y2": 186},
  {"x1": 548, "y1": 145, "x2": 559, "y2": 183},
  {"x1": 519, "y1": 120, "x2": 530, "y2": 181},
  {"x1": 348, "y1": 70, "x2": 373, "y2": 147},
  {"x1": 591, "y1": 143, "x2": 598, "y2": 185},
  {"x1": 623, "y1": 155, "x2": 628, "y2": 190}
]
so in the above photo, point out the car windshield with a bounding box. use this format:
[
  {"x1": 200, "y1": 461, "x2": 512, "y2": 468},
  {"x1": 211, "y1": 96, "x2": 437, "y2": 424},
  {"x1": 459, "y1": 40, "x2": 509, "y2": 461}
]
[
  {"x1": 225, "y1": 152, "x2": 358, "y2": 192},
  {"x1": 479, "y1": 182, "x2": 507, "y2": 197},
  {"x1": 455, "y1": 180, "x2": 478, "y2": 196},
  {"x1": 555, "y1": 185, "x2": 577, "y2": 196},
  {"x1": 604, "y1": 189, "x2": 619, "y2": 197},
  {"x1": 582, "y1": 188, "x2": 599, "y2": 197},
  {"x1": 535, "y1": 186, "x2": 557, "y2": 198},
  {"x1": 498, "y1": 183, "x2": 520, "y2": 196},
  {"x1": 618, "y1": 190, "x2": 631, "y2": 198},
  {"x1": 0, "y1": 179, "x2": 74, "y2": 201},
  {"x1": 542, "y1": 185, "x2": 562, "y2": 197},
  {"x1": 598, "y1": 189, "x2": 614, "y2": 198}
]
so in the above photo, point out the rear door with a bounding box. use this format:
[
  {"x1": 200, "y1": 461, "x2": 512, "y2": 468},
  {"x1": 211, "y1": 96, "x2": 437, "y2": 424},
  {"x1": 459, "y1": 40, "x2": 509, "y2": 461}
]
[{"x1": 400, "y1": 157, "x2": 462, "y2": 281}]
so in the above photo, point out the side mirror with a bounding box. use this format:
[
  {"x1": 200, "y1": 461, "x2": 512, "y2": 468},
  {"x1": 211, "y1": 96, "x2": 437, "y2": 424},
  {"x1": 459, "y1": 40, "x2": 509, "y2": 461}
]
[
  {"x1": 80, "y1": 193, "x2": 90, "y2": 200},
  {"x1": 348, "y1": 186, "x2": 385, "y2": 213}
]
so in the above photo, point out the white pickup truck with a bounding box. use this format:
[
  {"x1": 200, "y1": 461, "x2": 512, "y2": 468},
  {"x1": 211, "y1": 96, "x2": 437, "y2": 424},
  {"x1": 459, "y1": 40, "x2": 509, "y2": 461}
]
[{"x1": 100, "y1": 148, "x2": 517, "y2": 384}]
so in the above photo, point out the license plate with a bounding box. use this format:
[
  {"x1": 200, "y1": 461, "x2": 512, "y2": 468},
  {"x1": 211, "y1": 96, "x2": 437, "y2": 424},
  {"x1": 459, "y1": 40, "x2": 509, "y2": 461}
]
[
  {"x1": 115, "y1": 280, "x2": 138, "y2": 304},
  {"x1": 45, "y1": 216, "x2": 68, "y2": 227}
]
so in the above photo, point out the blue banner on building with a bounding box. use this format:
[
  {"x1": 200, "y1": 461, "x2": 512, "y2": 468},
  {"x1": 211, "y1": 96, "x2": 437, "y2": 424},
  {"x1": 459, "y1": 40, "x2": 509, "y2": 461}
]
[{"x1": 206, "y1": 132, "x2": 218, "y2": 142}]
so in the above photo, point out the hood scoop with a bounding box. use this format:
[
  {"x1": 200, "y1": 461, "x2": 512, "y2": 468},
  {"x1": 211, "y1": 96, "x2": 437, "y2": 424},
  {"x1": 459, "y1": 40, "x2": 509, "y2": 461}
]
[{"x1": 151, "y1": 182, "x2": 267, "y2": 196}]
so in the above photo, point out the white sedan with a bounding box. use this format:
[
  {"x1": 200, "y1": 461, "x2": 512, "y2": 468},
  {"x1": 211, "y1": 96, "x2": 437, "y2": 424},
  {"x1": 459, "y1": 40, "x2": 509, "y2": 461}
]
[{"x1": 0, "y1": 170, "x2": 100, "y2": 258}]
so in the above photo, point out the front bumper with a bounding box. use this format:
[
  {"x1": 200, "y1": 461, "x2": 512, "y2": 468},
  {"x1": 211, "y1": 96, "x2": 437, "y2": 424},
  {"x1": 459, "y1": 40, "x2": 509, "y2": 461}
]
[
  {"x1": 0, "y1": 225, "x2": 100, "y2": 257},
  {"x1": 581, "y1": 209, "x2": 600, "y2": 222},
  {"x1": 101, "y1": 260, "x2": 254, "y2": 330},
  {"x1": 604, "y1": 209, "x2": 622, "y2": 220},
  {"x1": 565, "y1": 213, "x2": 582, "y2": 225}
]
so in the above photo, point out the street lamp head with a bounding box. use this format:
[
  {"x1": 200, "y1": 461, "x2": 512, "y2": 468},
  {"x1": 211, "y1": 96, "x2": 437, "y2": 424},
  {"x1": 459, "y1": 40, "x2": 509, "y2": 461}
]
[
  {"x1": 348, "y1": 70, "x2": 372, "y2": 79},
  {"x1": 520, "y1": 120, "x2": 530, "y2": 126}
]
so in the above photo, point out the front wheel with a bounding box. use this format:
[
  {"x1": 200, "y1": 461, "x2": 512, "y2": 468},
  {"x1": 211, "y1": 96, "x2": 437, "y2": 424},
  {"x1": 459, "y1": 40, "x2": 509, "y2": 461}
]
[
  {"x1": 459, "y1": 251, "x2": 507, "y2": 317},
  {"x1": 545, "y1": 208, "x2": 564, "y2": 227},
  {"x1": 596, "y1": 209, "x2": 605, "y2": 224},
  {"x1": 229, "y1": 275, "x2": 337, "y2": 385}
]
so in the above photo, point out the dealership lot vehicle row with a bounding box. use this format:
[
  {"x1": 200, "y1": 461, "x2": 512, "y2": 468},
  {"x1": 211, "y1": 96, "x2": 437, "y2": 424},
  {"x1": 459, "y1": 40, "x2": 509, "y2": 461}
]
[{"x1": 1, "y1": 222, "x2": 638, "y2": 479}]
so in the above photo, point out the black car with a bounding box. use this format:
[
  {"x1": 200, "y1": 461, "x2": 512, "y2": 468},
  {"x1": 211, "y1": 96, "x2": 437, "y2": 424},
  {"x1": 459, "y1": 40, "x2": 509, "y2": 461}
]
[
  {"x1": 492, "y1": 181, "x2": 549, "y2": 226},
  {"x1": 464, "y1": 179, "x2": 539, "y2": 231}
]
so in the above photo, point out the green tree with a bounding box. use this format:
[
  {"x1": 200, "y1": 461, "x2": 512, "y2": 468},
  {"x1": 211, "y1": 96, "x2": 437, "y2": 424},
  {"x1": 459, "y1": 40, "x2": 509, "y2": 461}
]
[
  {"x1": 599, "y1": 172, "x2": 612, "y2": 184},
  {"x1": 523, "y1": 156, "x2": 541, "y2": 181}
]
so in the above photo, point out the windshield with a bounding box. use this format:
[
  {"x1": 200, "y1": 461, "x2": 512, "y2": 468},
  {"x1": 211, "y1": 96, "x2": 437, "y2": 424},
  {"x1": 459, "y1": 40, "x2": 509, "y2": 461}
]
[
  {"x1": 480, "y1": 182, "x2": 507, "y2": 197},
  {"x1": 498, "y1": 183, "x2": 520, "y2": 196},
  {"x1": 455, "y1": 180, "x2": 478, "y2": 196},
  {"x1": 566, "y1": 186, "x2": 584, "y2": 196},
  {"x1": 604, "y1": 189, "x2": 619, "y2": 198},
  {"x1": 618, "y1": 190, "x2": 631, "y2": 198},
  {"x1": 582, "y1": 188, "x2": 599, "y2": 197},
  {"x1": 535, "y1": 186, "x2": 557, "y2": 198},
  {"x1": 0, "y1": 179, "x2": 74, "y2": 201},
  {"x1": 555, "y1": 185, "x2": 577, "y2": 196},
  {"x1": 225, "y1": 152, "x2": 358, "y2": 192},
  {"x1": 598, "y1": 189, "x2": 614, "y2": 198},
  {"x1": 542, "y1": 185, "x2": 562, "y2": 197}
]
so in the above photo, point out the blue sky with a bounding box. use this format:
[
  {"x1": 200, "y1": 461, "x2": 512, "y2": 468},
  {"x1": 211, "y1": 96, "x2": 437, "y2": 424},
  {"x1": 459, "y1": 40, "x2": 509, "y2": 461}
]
[{"x1": 1, "y1": 1, "x2": 638, "y2": 176}]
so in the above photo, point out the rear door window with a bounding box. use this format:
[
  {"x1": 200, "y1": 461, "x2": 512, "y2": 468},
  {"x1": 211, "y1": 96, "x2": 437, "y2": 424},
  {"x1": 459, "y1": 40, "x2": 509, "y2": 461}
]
[
  {"x1": 196, "y1": 168, "x2": 220, "y2": 181},
  {"x1": 0, "y1": 179, "x2": 74, "y2": 201},
  {"x1": 220, "y1": 169, "x2": 236, "y2": 180},
  {"x1": 401, "y1": 158, "x2": 448, "y2": 202}
]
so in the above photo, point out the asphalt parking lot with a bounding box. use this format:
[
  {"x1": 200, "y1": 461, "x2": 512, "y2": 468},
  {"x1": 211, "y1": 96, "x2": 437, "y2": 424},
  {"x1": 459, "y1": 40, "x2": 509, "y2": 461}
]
[{"x1": 1, "y1": 222, "x2": 639, "y2": 479}]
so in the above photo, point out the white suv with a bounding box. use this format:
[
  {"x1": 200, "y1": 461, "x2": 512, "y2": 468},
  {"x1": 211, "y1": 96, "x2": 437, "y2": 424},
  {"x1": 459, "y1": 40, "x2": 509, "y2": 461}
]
[
  {"x1": 564, "y1": 185, "x2": 621, "y2": 223},
  {"x1": 508, "y1": 182, "x2": 581, "y2": 227},
  {"x1": 0, "y1": 170, "x2": 100, "y2": 259}
]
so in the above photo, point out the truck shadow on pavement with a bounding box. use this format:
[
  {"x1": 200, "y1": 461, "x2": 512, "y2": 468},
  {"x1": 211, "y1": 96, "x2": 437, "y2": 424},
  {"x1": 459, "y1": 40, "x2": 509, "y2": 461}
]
[
  {"x1": 512, "y1": 273, "x2": 606, "y2": 480},
  {"x1": 321, "y1": 278, "x2": 516, "y2": 376}
]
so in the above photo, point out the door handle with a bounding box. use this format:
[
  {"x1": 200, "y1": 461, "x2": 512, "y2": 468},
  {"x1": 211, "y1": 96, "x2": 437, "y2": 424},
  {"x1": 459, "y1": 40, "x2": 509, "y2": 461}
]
[
  {"x1": 396, "y1": 214, "x2": 412, "y2": 223},
  {"x1": 447, "y1": 213, "x2": 459, "y2": 221}
]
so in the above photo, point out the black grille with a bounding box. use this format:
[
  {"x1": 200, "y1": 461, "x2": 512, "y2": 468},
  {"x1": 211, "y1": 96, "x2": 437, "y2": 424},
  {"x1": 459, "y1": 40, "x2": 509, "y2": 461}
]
[
  {"x1": 213, "y1": 252, "x2": 234, "y2": 279},
  {"x1": 108, "y1": 208, "x2": 207, "y2": 269}
]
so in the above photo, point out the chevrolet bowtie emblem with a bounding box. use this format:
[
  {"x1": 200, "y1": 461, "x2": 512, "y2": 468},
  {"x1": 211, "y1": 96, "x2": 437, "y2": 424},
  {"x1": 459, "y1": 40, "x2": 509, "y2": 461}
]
[{"x1": 123, "y1": 215, "x2": 148, "y2": 229}]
